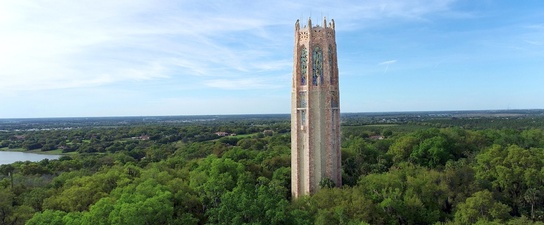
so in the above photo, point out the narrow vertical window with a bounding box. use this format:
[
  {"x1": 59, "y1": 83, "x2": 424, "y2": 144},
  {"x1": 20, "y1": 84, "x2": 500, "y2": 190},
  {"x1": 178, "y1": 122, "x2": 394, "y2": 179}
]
[
  {"x1": 329, "y1": 45, "x2": 334, "y2": 85},
  {"x1": 300, "y1": 47, "x2": 307, "y2": 85},
  {"x1": 312, "y1": 46, "x2": 323, "y2": 86},
  {"x1": 298, "y1": 91, "x2": 307, "y2": 108},
  {"x1": 331, "y1": 91, "x2": 339, "y2": 108},
  {"x1": 300, "y1": 110, "x2": 306, "y2": 126}
]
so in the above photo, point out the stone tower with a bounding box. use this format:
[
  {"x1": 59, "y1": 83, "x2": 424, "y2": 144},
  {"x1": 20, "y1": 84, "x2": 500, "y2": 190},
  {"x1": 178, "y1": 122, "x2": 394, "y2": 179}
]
[{"x1": 291, "y1": 17, "x2": 341, "y2": 198}]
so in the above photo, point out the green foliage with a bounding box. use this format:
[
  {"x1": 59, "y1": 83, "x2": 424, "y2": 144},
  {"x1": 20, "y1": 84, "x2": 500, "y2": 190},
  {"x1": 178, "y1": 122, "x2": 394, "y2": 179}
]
[
  {"x1": 475, "y1": 144, "x2": 544, "y2": 216},
  {"x1": 506, "y1": 216, "x2": 544, "y2": 225},
  {"x1": 410, "y1": 136, "x2": 452, "y2": 167},
  {"x1": 43, "y1": 166, "x2": 129, "y2": 212},
  {"x1": 319, "y1": 177, "x2": 336, "y2": 189},
  {"x1": 307, "y1": 187, "x2": 374, "y2": 225},
  {"x1": 358, "y1": 163, "x2": 448, "y2": 224},
  {"x1": 26, "y1": 210, "x2": 67, "y2": 225},
  {"x1": 82, "y1": 179, "x2": 176, "y2": 225},
  {"x1": 455, "y1": 190, "x2": 511, "y2": 224},
  {"x1": 342, "y1": 137, "x2": 390, "y2": 185},
  {"x1": 387, "y1": 135, "x2": 419, "y2": 163},
  {"x1": 442, "y1": 159, "x2": 478, "y2": 210},
  {"x1": 207, "y1": 177, "x2": 292, "y2": 225},
  {"x1": 189, "y1": 156, "x2": 247, "y2": 208},
  {"x1": 1, "y1": 115, "x2": 544, "y2": 224}
]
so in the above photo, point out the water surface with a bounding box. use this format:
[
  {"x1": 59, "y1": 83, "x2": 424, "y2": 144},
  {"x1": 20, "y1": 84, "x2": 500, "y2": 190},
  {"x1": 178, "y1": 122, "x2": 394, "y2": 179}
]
[{"x1": 0, "y1": 151, "x2": 61, "y2": 165}]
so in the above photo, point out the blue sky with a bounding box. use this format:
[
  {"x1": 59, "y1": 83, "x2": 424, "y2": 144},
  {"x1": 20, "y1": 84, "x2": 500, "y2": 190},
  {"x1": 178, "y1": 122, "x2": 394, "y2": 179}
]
[{"x1": 1, "y1": 0, "x2": 543, "y2": 118}]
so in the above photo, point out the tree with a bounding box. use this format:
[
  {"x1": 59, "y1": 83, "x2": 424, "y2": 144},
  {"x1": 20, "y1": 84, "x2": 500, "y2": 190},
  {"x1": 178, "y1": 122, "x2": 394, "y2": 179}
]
[
  {"x1": 189, "y1": 156, "x2": 247, "y2": 209},
  {"x1": 442, "y1": 159, "x2": 478, "y2": 213},
  {"x1": 26, "y1": 210, "x2": 67, "y2": 225},
  {"x1": 22, "y1": 188, "x2": 48, "y2": 211},
  {"x1": 43, "y1": 166, "x2": 128, "y2": 212},
  {"x1": 410, "y1": 136, "x2": 452, "y2": 168},
  {"x1": 387, "y1": 135, "x2": 418, "y2": 164},
  {"x1": 0, "y1": 164, "x2": 15, "y2": 188},
  {"x1": 207, "y1": 177, "x2": 292, "y2": 225},
  {"x1": 475, "y1": 144, "x2": 544, "y2": 216},
  {"x1": 0, "y1": 189, "x2": 15, "y2": 225},
  {"x1": 506, "y1": 216, "x2": 544, "y2": 225},
  {"x1": 358, "y1": 163, "x2": 448, "y2": 224},
  {"x1": 319, "y1": 177, "x2": 336, "y2": 189},
  {"x1": 524, "y1": 188, "x2": 540, "y2": 221},
  {"x1": 455, "y1": 190, "x2": 511, "y2": 224},
  {"x1": 78, "y1": 179, "x2": 177, "y2": 225},
  {"x1": 342, "y1": 137, "x2": 387, "y2": 185},
  {"x1": 308, "y1": 187, "x2": 374, "y2": 225}
]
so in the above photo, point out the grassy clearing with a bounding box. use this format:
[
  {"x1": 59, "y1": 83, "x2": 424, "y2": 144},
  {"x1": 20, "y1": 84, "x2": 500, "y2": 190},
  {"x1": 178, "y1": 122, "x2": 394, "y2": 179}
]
[
  {"x1": 0, "y1": 147, "x2": 25, "y2": 152},
  {"x1": 30, "y1": 149, "x2": 78, "y2": 155},
  {"x1": 362, "y1": 124, "x2": 399, "y2": 127},
  {"x1": 342, "y1": 124, "x2": 430, "y2": 135},
  {"x1": 207, "y1": 133, "x2": 260, "y2": 142},
  {"x1": 231, "y1": 133, "x2": 258, "y2": 138},
  {"x1": 1, "y1": 147, "x2": 75, "y2": 155},
  {"x1": 26, "y1": 149, "x2": 63, "y2": 155}
]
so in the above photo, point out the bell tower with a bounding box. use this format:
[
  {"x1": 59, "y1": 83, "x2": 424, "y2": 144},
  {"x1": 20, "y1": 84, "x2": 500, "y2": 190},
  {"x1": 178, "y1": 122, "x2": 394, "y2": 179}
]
[{"x1": 291, "y1": 17, "x2": 341, "y2": 198}]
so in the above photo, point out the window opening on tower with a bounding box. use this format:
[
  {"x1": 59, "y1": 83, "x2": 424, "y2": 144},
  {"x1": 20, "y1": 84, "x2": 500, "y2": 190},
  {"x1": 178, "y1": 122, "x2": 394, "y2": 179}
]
[
  {"x1": 329, "y1": 45, "x2": 334, "y2": 85},
  {"x1": 312, "y1": 46, "x2": 323, "y2": 86},
  {"x1": 300, "y1": 47, "x2": 308, "y2": 85}
]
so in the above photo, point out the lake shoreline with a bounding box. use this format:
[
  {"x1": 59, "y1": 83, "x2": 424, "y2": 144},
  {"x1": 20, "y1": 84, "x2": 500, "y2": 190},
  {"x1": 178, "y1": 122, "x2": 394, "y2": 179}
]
[
  {"x1": 0, "y1": 151, "x2": 62, "y2": 165},
  {"x1": 0, "y1": 147, "x2": 71, "y2": 155}
]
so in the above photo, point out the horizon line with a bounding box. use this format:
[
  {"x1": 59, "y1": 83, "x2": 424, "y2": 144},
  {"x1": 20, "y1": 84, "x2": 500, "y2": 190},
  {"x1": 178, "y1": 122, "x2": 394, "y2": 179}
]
[{"x1": 1, "y1": 108, "x2": 543, "y2": 120}]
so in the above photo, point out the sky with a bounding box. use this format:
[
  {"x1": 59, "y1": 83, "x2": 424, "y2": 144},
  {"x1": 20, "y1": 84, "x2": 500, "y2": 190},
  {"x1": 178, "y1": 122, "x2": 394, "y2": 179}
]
[{"x1": 1, "y1": 0, "x2": 543, "y2": 118}]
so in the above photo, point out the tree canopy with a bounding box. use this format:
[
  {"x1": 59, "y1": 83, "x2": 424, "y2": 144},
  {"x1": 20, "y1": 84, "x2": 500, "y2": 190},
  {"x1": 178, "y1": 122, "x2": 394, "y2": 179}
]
[{"x1": 1, "y1": 112, "x2": 544, "y2": 224}]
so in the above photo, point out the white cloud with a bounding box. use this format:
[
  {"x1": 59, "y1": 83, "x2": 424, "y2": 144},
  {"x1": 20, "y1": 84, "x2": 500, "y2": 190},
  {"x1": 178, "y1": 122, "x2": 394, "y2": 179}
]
[
  {"x1": 378, "y1": 60, "x2": 397, "y2": 73},
  {"x1": 0, "y1": 0, "x2": 457, "y2": 92},
  {"x1": 0, "y1": 0, "x2": 464, "y2": 117},
  {"x1": 378, "y1": 60, "x2": 397, "y2": 65}
]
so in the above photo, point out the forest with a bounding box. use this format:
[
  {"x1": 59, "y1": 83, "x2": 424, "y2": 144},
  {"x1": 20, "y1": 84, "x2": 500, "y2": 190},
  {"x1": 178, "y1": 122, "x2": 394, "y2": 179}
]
[{"x1": 1, "y1": 110, "x2": 544, "y2": 225}]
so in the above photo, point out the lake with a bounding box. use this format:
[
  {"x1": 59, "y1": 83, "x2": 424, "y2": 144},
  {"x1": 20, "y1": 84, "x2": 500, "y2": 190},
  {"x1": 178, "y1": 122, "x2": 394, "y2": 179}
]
[{"x1": 0, "y1": 151, "x2": 61, "y2": 165}]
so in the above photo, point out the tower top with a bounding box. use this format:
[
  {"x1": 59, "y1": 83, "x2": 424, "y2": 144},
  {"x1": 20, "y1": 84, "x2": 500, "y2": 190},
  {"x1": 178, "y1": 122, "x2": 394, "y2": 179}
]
[{"x1": 295, "y1": 17, "x2": 335, "y2": 31}]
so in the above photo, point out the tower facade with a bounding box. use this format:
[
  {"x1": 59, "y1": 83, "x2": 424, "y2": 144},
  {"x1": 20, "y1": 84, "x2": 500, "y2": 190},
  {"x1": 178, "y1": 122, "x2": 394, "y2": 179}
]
[{"x1": 291, "y1": 18, "x2": 341, "y2": 198}]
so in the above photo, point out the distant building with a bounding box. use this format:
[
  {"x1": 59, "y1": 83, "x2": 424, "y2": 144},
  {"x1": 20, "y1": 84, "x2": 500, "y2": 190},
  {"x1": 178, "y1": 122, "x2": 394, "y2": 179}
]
[
  {"x1": 131, "y1": 135, "x2": 150, "y2": 140},
  {"x1": 369, "y1": 135, "x2": 385, "y2": 140},
  {"x1": 215, "y1": 132, "x2": 236, "y2": 137},
  {"x1": 291, "y1": 18, "x2": 341, "y2": 198},
  {"x1": 13, "y1": 135, "x2": 26, "y2": 140},
  {"x1": 139, "y1": 135, "x2": 150, "y2": 141},
  {"x1": 215, "y1": 132, "x2": 229, "y2": 137}
]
